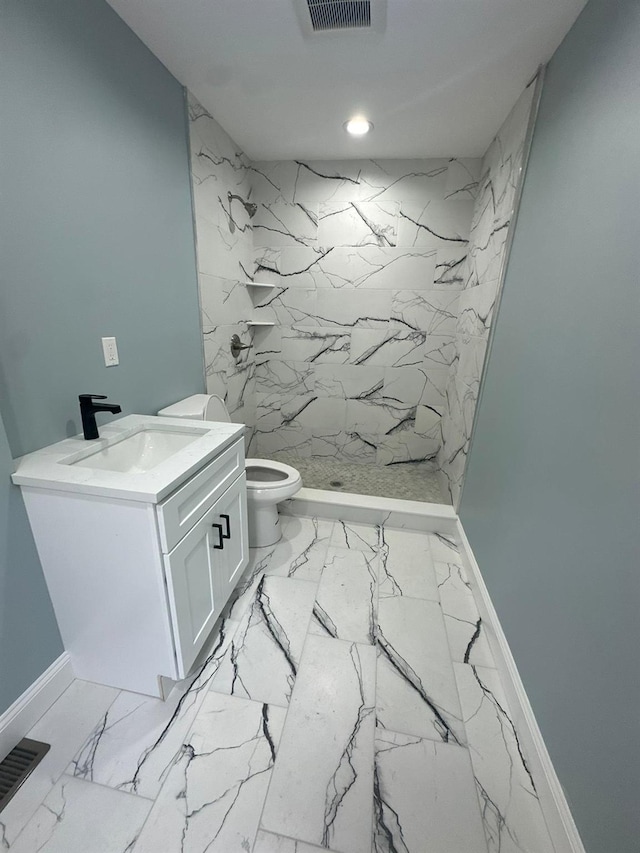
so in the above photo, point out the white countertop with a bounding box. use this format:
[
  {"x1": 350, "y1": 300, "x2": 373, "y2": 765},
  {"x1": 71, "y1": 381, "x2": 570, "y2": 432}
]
[{"x1": 11, "y1": 414, "x2": 244, "y2": 503}]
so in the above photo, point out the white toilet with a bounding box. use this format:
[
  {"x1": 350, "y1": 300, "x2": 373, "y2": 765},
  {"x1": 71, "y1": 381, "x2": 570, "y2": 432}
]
[{"x1": 157, "y1": 394, "x2": 302, "y2": 547}]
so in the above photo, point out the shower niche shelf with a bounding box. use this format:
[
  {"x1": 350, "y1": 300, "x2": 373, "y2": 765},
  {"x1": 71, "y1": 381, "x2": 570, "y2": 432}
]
[
  {"x1": 245, "y1": 283, "x2": 275, "y2": 328},
  {"x1": 245, "y1": 281, "x2": 275, "y2": 291}
]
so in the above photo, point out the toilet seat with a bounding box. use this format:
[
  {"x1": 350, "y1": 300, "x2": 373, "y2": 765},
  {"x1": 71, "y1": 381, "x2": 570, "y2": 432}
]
[
  {"x1": 157, "y1": 395, "x2": 302, "y2": 546},
  {"x1": 245, "y1": 459, "x2": 301, "y2": 490}
]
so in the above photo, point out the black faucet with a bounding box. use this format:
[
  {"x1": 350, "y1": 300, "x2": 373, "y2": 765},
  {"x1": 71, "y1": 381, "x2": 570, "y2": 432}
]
[{"x1": 79, "y1": 394, "x2": 122, "y2": 440}]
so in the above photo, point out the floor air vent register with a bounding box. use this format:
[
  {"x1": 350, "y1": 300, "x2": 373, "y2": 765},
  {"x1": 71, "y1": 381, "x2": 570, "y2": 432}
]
[{"x1": 0, "y1": 738, "x2": 50, "y2": 812}]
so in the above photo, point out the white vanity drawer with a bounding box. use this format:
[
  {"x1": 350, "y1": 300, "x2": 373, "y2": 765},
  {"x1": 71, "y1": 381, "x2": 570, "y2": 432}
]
[{"x1": 156, "y1": 438, "x2": 244, "y2": 552}]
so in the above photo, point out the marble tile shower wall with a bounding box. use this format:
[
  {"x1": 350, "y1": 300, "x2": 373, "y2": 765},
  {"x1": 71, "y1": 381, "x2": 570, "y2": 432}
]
[
  {"x1": 187, "y1": 88, "x2": 534, "y2": 490},
  {"x1": 437, "y1": 82, "x2": 537, "y2": 505},
  {"x1": 249, "y1": 158, "x2": 482, "y2": 467},
  {"x1": 188, "y1": 94, "x2": 258, "y2": 446}
]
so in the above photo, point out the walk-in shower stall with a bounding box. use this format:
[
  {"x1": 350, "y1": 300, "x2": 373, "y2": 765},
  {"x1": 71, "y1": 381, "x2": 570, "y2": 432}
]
[{"x1": 189, "y1": 77, "x2": 541, "y2": 507}]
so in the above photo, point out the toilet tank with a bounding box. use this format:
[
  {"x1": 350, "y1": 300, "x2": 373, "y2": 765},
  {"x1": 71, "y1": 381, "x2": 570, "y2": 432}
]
[{"x1": 157, "y1": 394, "x2": 231, "y2": 423}]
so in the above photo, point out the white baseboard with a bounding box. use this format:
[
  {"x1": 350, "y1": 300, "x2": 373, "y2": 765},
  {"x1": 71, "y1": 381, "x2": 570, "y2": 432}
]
[
  {"x1": 0, "y1": 653, "x2": 74, "y2": 763},
  {"x1": 456, "y1": 520, "x2": 585, "y2": 853},
  {"x1": 282, "y1": 487, "x2": 458, "y2": 535}
]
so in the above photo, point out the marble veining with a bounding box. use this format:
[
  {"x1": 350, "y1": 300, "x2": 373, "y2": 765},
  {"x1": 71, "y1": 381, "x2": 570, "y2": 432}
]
[
  {"x1": 253, "y1": 832, "x2": 335, "y2": 853},
  {"x1": 309, "y1": 547, "x2": 378, "y2": 644},
  {"x1": 318, "y1": 202, "x2": 399, "y2": 247},
  {"x1": 438, "y1": 81, "x2": 539, "y2": 505},
  {"x1": 225, "y1": 543, "x2": 278, "y2": 623},
  {"x1": 378, "y1": 527, "x2": 440, "y2": 602},
  {"x1": 261, "y1": 634, "x2": 376, "y2": 853},
  {"x1": 197, "y1": 151, "x2": 481, "y2": 475},
  {"x1": 248, "y1": 159, "x2": 479, "y2": 470},
  {"x1": 68, "y1": 614, "x2": 239, "y2": 799},
  {"x1": 397, "y1": 199, "x2": 474, "y2": 247},
  {"x1": 373, "y1": 727, "x2": 487, "y2": 853},
  {"x1": 209, "y1": 574, "x2": 317, "y2": 707},
  {"x1": 133, "y1": 693, "x2": 287, "y2": 853},
  {"x1": 187, "y1": 86, "x2": 539, "y2": 505},
  {"x1": 187, "y1": 96, "x2": 488, "y2": 484},
  {"x1": 256, "y1": 245, "x2": 441, "y2": 291},
  {"x1": 0, "y1": 681, "x2": 119, "y2": 849},
  {"x1": 376, "y1": 596, "x2": 466, "y2": 745},
  {"x1": 454, "y1": 663, "x2": 555, "y2": 853},
  {"x1": 435, "y1": 559, "x2": 495, "y2": 668},
  {"x1": 253, "y1": 202, "x2": 318, "y2": 247},
  {"x1": 7, "y1": 776, "x2": 151, "y2": 853},
  {"x1": 8, "y1": 520, "x2": 555, "y2": 853},
  {"x1": 330, "y1": 519, "x2": 381, "y2": 552},
  {"x1": 264, "y1": 515, "x2": 333, "y2": 582},
  {"x1": 188, "y1": 93, "x2": 258, "y2": 430},
  {"x1": 250, "y1": 159, "x2": 457, "y2": 205}
]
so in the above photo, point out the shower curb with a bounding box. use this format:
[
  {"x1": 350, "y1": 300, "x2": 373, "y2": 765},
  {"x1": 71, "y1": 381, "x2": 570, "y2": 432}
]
[{"x1": 281, "y1": 487, "x2": 458, "y2": 534}]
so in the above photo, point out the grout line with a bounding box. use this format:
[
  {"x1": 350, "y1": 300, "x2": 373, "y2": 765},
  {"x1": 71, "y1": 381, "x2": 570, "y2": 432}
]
[{"x1": 58, "y1": 772, "x2": 157, "y2": 802}]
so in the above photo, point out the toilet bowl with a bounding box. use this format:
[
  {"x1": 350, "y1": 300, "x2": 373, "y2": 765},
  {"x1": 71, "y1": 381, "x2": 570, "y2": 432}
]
[{"x1": 157, "y1": 395, "x2": 301, "y2": 547}]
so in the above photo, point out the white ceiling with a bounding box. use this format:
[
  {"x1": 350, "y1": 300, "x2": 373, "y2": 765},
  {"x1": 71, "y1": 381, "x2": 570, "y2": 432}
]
[{"x1": 106, "y1": 0, "x2": 586, "y2": 161}]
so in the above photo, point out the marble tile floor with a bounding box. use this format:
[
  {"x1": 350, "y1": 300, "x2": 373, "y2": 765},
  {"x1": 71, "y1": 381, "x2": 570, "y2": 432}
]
[
  {"x1": 269, "y1": 454, "x2": 449, "y2": 504},
  {"x1": 1, "y1": 516, "x2": 555, "y2": 852}
]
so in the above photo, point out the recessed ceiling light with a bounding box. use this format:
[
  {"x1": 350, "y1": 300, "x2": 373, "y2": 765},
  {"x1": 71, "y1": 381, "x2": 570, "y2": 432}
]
[{"x1": 343, "y1": 117, "x2": 373, "y2": 136}]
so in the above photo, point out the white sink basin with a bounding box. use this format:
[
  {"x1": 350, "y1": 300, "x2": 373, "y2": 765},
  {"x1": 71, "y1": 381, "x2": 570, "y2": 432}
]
[
  {"x1": 69, "y1": 427, "x2": 205, "y2": 473},
  {"x1": 12, "y1": 415, "x2": 245, "y2": 503}
]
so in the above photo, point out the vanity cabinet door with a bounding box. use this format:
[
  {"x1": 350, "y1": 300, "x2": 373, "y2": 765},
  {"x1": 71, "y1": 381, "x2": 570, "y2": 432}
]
[
  {"x1": 163, "y1": 500, "x2": 224, "y2": 678},
  {"x1": 163, "y1": 474, "x2": 249, "y2": 679},
  {"x1": 211, "y1": 473, "x2": 249, "y2": 612}
]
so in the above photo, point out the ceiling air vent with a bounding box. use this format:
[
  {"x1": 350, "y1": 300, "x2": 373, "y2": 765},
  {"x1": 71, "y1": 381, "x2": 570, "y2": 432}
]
[
  {"x1": 308, "y1": 0, "x2": 370, "y2": 31},
  {"x1": 295, "y1": 0, "x2": 386, "y2": 36}
]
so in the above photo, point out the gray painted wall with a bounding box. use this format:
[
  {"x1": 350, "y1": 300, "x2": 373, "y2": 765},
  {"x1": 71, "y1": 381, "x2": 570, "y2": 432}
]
[
  {"x1": 0, "y1": 0, "x2": 204, "y2": 715},
  {"x1": 459, "y1": 0, "x2": 640, "y2": 850},
  {"x1": 0, "y1": 414, "x2": 64, "y2": 716},
  {"x1": 0, "y1": 0, "x2": 203, "y2": 458}
]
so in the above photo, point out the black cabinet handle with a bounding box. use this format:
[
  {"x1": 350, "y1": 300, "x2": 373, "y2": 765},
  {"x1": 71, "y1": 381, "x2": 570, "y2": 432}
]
[
  {"x1": 220, "y1": 514, "x2": 231, "y2": 540},
  {"x1": 211, "y1": 523, "x2": 224, "y2": 549}
]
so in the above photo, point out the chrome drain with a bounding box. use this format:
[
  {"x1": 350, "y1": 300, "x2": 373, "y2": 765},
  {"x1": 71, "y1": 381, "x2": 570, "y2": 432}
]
[{"x1": 0, "y1": 738, "x2": 50, "y2": 813}]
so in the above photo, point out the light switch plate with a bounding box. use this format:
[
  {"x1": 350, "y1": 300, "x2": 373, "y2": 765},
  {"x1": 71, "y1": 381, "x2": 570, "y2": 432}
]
[{"x1": 101, "y1": 336, "x2": 119, "y2": 367}]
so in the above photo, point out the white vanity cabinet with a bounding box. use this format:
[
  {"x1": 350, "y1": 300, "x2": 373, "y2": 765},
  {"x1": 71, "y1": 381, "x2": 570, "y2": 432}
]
[{"x1": 15, "y1": 419, "x2": 248, "y2": 698}]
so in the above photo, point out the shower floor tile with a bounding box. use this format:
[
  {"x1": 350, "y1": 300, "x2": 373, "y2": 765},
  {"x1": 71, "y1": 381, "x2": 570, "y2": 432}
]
[
  {"x1": 9, "y1": 519, "x2": 554, "y2": 853},
  {"x1": 269, "y1": 454, "x2": 449, "y2": 503}
]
